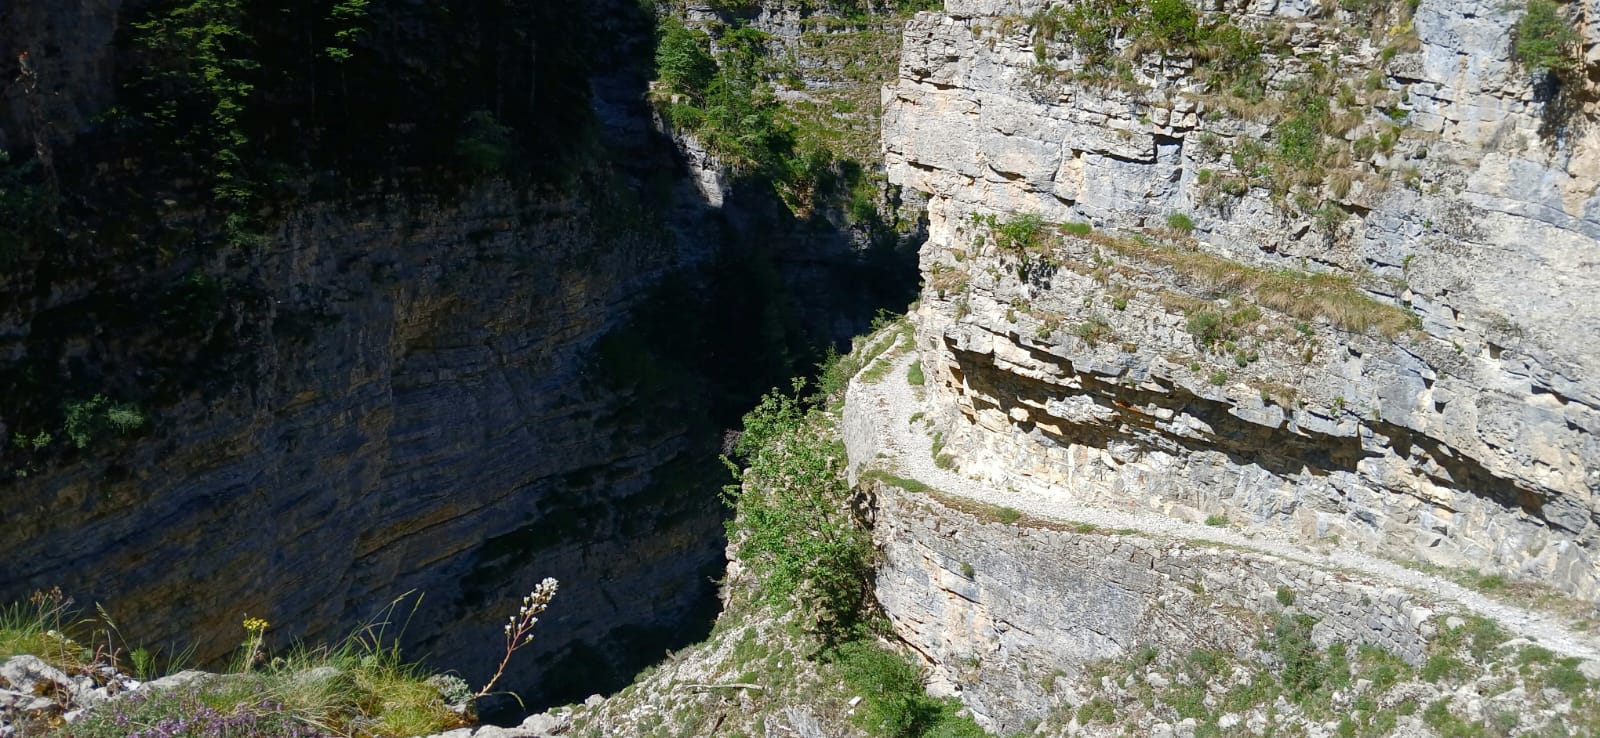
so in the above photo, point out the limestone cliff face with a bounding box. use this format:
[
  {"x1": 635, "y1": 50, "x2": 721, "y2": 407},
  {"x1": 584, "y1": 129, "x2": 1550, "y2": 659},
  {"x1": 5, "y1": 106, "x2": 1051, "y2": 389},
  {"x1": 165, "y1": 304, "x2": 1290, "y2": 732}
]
[
  {"x1": 867, "y1": 484, "x2": 1437, "y2": 733},
  {"x1": 885, "y1": 0, "x2": 1600, "y2": 601}
]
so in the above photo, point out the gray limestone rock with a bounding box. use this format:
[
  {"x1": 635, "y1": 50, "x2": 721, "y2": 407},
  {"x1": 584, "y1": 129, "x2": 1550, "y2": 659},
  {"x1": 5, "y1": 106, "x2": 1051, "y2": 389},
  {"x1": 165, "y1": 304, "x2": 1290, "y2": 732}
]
[
  {"x1": 883, "y1": 0, "x2": 1600, "y2": 603},
  {"x1": 0, "y1": 657, "x2": 69, "y2": 699}
]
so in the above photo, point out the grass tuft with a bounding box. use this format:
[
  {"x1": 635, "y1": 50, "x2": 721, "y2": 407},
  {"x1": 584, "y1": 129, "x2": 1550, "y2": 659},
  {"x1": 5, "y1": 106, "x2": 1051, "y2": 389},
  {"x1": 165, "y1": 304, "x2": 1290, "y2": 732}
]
[
  {"x1": 65, "y1": 606, "x2": 466, "y2": 738},
  {"x1": 1093, "y1": 232, "x2": 1417, "y2": 336},
  {"x1": 906, "y1": 360, "x2": 925, "y2": 386}
]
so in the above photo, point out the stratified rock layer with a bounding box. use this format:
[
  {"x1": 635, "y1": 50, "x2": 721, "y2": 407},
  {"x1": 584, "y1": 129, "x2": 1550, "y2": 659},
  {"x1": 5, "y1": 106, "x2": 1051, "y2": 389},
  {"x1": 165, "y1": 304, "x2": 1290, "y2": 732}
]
[
  {"x1": 868, "y1": 483, "x2": 1439, "y2": 734},
  {"x1": 884, "y1": 0, "x2": 1600, "y2": 601}
]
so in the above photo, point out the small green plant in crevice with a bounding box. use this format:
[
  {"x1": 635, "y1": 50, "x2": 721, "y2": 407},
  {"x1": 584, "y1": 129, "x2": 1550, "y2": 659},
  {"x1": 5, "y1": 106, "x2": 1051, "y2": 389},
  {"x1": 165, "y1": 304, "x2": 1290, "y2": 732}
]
[
  {"x1": 1186, "y1": 311, "x2": 1227, "y2": 347},
  {"x1": 1432, "y1": 614, "x2": 1509, "y2": 664},
  {"x1": 1421, "y1": 652, "x2": 1471, "y2": 683},
  {"x1": 1276, "y1": 586, "x2": 1296, "y2": 606},
  {"x1": 63, "y1": 395, "x2": 148, "y2": 450},
  {"x1": 930, "y1": 432, "x2": 956, "y2": 470},
  {"x1": 906, "y1": 360, "x2": 925, "y2": 386},
  {"x1": 991, "y1": 212, "x2": 1046, "y2": 253},
  {"x1": 1166, "y1": 212, "x2": 1196, "y2": 233},
  {"x1": 1205, "y1": 514, "x2": 1230, "y2": 527},
  {"x1": 1073, "y1": 317, "x2": 1115, "y2": 347},
  {"x1": 1077, "y1": 696, "x2": 1116, "y2": 725},
  {"x1": 1208, "y1": 370, "x2": 1228, "y2": 386}
]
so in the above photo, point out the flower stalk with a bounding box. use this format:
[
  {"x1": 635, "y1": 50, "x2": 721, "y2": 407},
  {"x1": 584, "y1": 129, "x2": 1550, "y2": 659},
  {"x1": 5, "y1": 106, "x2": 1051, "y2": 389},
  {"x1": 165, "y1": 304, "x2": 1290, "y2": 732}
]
[{"x1": 475, "y1": 577, "x2": 558, "y2": 699}]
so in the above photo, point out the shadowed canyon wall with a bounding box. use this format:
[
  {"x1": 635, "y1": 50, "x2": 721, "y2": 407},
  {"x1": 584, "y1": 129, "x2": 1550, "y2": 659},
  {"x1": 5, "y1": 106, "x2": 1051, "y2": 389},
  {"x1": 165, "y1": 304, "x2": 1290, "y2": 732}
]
[{"x1": 0, "y1": 0, "x2": 917, "y2": 710}]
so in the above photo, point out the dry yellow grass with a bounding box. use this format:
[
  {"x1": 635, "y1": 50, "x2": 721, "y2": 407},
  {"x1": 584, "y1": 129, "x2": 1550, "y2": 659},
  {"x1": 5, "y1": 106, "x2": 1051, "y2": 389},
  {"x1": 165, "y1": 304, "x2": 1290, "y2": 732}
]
[{"x1": 1084, "y1": 233, "x2": 1417, "y2": 336}]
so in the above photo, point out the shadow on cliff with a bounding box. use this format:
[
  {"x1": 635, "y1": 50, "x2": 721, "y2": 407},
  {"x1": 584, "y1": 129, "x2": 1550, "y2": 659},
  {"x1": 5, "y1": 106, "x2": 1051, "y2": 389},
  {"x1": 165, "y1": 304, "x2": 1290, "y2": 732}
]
[
  {"x1": 463, "y1": 114, "x2": 924, "y2": 727},
  {"x1": 947, "y1": 339, "x2": 1564, "y2": 533},
  {"x1": 440, "y1": 1, "x2": 923, "y2": 720},
  {"x1": 0, "y1": 0, "x2": 922, "y2": 726}
]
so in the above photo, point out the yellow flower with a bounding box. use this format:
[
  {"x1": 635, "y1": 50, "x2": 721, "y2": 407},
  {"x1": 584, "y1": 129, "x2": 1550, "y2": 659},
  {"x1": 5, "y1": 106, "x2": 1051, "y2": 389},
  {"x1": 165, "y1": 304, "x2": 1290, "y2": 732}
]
[{"x1": 242, "y1": 616, "x2": 270, "y2": 635}]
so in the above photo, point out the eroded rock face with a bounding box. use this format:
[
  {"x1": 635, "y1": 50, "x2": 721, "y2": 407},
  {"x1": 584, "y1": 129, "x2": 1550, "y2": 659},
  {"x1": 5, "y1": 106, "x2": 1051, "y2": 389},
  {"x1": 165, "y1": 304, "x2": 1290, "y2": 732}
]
[
  {"x1": 884, "y1": 0, "x2": 1599, "y2": 601},
  {"x1": 867, "y1": 485, "x2": 1437, "y2": 734}
]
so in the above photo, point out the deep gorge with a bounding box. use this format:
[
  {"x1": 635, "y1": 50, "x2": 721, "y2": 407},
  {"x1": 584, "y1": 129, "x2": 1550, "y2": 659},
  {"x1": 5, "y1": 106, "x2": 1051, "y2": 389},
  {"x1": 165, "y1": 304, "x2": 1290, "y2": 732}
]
[
  {"x1": 5, "y1": 0, "x2": 1600, "y2": 735},
  {"x1": 0, "y1": 0, "x2": 921, "y2": 714}
]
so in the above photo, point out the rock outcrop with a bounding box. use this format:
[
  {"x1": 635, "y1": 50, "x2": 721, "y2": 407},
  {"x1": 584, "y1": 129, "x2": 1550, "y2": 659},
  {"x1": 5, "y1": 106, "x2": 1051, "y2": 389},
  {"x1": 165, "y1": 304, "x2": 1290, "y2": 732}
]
[
  {"x1": 867, "y1": 483, "x2": 1441, "y2": 733},
  {"x1": 883, "y1": 0, "x2": 1600, "y2": 602}
]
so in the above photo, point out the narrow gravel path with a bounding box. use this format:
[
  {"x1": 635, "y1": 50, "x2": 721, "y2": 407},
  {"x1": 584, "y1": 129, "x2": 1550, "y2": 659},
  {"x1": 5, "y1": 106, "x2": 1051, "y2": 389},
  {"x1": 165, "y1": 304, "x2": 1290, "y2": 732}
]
[{"x1": 850, "y1": 347, "x2": 1600, "y2": 663}]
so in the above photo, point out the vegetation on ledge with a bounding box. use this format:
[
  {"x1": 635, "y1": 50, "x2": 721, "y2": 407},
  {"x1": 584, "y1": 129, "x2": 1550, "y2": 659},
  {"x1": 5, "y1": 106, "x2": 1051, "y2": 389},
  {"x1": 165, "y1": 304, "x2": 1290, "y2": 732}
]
[
  {"x1": 972, "y1": 213, "x2": 1419, "y2": 338},
  {"x1": 578, "y1": 315, "x2": 988, "y2": 738},
  {"x1": 1, "y1": 583, "x2": 559, "y2": 738}
]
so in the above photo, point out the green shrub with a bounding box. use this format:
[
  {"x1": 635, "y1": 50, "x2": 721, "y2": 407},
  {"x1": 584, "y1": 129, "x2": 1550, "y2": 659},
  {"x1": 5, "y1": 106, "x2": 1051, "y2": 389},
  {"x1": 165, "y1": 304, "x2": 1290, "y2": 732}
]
[
  {"x1": 1144, "y1": 0, "x2": 1198, "y2": 46},
  {"x1": 455, "y1": 110, "x2": 515, "y2": 174},
  {"x1": 63, "y1": 395, "x2": 148, "y2": 450},
  {"x1": 991, "y1": 213, "x2": 1046, "y2": 253},
  {"x1": 1166, "y1": 212, "x2": 1195, "y2": 233},
  {"x1": 725, "y1": 381, "x2": 871, "y2": 640},
  {"x1": 816, "y1": 346, "x2": 865, "y2": 402},
  {"x1": 1276, "y1": 114, "x2": 1323, "y2": 170},
  {"x1": 1062, "y1": 222, "x2": 1093, "y2": 236},
  {"x1": 130, "y1": 0, "x2": 259, "y2": 212},
  {"x1": 906, "y1": 360, "x2": 925, "y2": 386},
  {"x1": 1274, "y1": 614, "x2": 1330, "y2": 700},
  {"x1": 1276, "y1": 586, "x2": 1296, "y2": 606},
  {"x1": 1514, "y1": 0, "x2": 1579, "y2": 74},
  {"x1": 1208, "y1": 370, "x2": 1228, "y2": 386},
  {"x1": 656, "y1": 18, "x2": 717, "y2": 95},
  {"x1": 1205, "y1": 514, "x2": 1229, "y2": 527}
]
